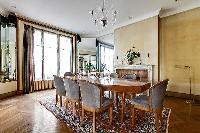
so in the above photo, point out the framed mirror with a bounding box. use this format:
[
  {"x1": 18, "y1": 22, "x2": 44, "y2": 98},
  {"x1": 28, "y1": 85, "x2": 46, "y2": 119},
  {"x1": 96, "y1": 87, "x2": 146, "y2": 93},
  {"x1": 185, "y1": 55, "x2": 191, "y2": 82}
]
[{"x1": 77, "y1": 38, "x2": 97, "y2": 74}]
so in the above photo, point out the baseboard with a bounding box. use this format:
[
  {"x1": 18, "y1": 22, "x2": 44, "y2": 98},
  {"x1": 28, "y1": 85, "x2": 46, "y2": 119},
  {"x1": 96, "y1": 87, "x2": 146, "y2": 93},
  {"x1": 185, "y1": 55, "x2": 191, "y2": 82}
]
[
  {"x1": 16, "y1": 90, "x2": 23, "y2": 95},
  {"x1": 166, "y1": 91, "x2": 200, "y2": 101},
  {"x1": 0, "y1": 91, "x2": 17, "y2": 100}
]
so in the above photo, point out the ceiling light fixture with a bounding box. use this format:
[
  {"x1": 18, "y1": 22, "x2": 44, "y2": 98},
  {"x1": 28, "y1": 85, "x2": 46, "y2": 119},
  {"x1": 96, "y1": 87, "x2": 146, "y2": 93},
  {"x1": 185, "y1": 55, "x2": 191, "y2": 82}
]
[{"x1": 90, "y1": 0, "x2": 117, "y2": 28}]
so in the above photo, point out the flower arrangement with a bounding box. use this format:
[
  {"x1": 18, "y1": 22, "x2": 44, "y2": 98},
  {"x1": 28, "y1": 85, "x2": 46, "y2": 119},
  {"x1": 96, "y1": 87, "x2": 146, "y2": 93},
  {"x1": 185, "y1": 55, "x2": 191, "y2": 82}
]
[{"x1": 125, "y1": 46, "x2": 140, "y2": 65}]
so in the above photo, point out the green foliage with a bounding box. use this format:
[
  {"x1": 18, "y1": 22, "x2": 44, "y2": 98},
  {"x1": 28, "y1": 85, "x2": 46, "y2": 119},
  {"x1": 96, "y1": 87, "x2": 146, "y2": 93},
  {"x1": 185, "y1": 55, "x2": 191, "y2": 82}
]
[
  {"x1": 96, "y1": 63, "x2": 107, "y2": 72},
  {"x1": 84, "y1": 63, "x2": 94, "y2": 72},
  {"x1": 126, "y1": 47, "x2": 140, "y2": 64}
]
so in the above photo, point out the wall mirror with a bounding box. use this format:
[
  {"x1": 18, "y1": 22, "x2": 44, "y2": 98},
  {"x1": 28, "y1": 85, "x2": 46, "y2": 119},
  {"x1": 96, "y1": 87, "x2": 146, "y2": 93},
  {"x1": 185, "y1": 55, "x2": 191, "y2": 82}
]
[
  {"x1": 0, "y1": 14, "x2": 17, "y2": 82},
  {"x1": 77, "y1": 38, "x2": 96, "y2": 74}
]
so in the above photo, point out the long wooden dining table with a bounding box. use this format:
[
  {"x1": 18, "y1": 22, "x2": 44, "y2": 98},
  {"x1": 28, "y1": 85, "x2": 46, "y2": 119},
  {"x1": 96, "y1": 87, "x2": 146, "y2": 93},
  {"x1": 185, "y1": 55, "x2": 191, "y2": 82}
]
[{"x1": 69, "y1": 76, "x2": 151, "y2": 123}]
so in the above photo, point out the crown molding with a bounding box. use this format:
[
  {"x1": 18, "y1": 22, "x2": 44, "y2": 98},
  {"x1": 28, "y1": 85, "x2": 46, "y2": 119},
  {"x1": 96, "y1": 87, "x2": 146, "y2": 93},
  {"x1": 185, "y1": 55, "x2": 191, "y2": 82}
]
[{"x1": 160, "y1": 1, "x2": 200, "y2": 18}]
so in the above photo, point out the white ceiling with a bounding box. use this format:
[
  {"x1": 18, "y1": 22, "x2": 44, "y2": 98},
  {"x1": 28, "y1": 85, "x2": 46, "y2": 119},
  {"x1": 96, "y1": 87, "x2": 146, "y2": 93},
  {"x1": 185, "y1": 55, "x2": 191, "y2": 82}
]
[{"x1": 0, "y1": 0, "x2": 199, "y2": 37}]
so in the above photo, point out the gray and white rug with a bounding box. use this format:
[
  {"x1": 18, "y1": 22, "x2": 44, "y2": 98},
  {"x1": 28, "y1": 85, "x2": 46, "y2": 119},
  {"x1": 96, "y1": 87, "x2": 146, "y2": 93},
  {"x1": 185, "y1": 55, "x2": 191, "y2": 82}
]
[{"x1": 39, "y1": 96, "x2": 171, "y2": 133}]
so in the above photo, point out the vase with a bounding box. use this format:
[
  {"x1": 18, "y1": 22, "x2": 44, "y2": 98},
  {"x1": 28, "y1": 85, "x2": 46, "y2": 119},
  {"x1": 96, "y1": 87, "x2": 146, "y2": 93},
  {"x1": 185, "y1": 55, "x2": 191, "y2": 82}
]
[{"x1": 128, "y1": 61, "x2": 134, "y2": 65}]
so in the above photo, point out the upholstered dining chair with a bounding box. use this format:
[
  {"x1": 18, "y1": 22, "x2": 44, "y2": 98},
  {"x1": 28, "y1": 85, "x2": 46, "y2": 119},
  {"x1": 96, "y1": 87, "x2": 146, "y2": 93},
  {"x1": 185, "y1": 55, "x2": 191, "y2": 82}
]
[
  {"x1": 115, "y1": 73, "x2": 137, "y2": 110},
  {"x1": 122, "y1": 73, "x2": 137, "y2": 80},
  {"x1": 64, "y1": 72, "x2": 75, "y2": 77},
  {"x1": 64, "y1": 78, "x2": 81, "y2": 116},
  {"x1": 53, "y1": 75, "x2": 66, "y2": 107},
  {"x1": 131, "y1": 79, "x2": 169, "y2": 133},
  {"x1": 79, "y1": 81, "x2": 113, "y2": 133},
  {"x1": 110, "y1": 73, "x2": 118, "y2": 78}
]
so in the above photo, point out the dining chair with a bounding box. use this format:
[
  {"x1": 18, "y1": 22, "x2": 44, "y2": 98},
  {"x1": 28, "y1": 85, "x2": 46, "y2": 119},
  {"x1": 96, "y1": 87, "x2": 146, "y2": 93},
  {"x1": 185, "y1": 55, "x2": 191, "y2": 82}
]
[
  {"x1": 79, "y1": 81, "x2": 113, "y2": 133},
  {"x1": 122, "y1": 73, "x2": 137, "y2": 80},
  {"x1": 53, "y1": 75, "x2": 66, "y2": 107},
  {"x1": 64, "y1": 72, "x2": 75, "y2": 77},
  {"x1": 110, "y1": 73, "x2": 118, "y2": 78},
  {"x1": 64, "y1": 78, "x2": 81, "y2": 116},
  {"x1": 115, "y1": 73, "x2": 137, "y2": 110},
  {"x1": 131, "y1": 79, "x2": 169, "y2": 133}
]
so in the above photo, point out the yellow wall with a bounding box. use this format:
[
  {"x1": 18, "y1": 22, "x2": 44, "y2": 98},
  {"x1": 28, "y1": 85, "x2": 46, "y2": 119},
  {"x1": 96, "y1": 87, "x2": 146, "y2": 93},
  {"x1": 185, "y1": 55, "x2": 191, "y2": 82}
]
[
  {"x1": 160, "y1": 8, "x2": 200, "y2": 95},
  {"x1": 114, "y1": 16, "x2": 159, "y2": 82}
]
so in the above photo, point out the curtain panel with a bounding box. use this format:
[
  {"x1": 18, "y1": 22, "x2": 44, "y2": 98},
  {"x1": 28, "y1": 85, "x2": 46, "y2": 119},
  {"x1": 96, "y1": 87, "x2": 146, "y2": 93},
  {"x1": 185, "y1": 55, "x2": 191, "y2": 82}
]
[{"x1": 22, "y1": 25, "x2": 34, "y2": 93}]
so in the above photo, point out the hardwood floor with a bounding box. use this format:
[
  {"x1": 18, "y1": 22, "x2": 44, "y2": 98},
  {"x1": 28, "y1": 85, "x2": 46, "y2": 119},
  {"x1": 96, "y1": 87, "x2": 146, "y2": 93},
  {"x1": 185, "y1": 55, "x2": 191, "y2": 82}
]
[
  {"x1": 0, "y1": 90, "x2": 200, "y2": 133},
  {"x1": 0, "y1": 90, "x2": 73, "y2": 133}
]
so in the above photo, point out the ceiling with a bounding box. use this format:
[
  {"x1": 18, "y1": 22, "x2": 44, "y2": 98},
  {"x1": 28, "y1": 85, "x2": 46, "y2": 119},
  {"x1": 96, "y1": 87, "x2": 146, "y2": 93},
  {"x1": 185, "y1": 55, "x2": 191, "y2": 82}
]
[{"x1": 0, "y1": 0, "x2": 199, "y2": 37}]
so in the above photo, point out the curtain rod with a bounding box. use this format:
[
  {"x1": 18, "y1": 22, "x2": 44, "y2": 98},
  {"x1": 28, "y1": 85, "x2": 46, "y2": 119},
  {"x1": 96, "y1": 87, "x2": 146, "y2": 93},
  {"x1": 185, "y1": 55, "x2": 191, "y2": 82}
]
[{"x1": 17, "y1": 15, "x2": 77, "y2": 36}]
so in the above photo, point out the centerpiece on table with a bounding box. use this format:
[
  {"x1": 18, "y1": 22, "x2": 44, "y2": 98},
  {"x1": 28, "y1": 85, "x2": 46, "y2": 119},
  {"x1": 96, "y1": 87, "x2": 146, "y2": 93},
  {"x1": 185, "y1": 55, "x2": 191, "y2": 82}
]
[{"x1": 125, "y1": 46, "x2": 140, "y2": 65}]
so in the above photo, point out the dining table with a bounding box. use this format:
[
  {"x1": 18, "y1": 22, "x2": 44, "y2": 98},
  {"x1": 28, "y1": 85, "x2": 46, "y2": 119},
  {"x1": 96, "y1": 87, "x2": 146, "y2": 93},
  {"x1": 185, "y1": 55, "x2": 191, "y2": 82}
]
[{"x1": 68, "y1": 75, "x2": 151, "y2": 123}]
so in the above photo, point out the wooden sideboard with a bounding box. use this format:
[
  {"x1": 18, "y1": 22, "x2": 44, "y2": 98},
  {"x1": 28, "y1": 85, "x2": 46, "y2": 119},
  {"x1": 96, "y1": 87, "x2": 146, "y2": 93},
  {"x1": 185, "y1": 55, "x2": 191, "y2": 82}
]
[{"x1": 115, "y1": 65, "x2": 153, "y2": 84}]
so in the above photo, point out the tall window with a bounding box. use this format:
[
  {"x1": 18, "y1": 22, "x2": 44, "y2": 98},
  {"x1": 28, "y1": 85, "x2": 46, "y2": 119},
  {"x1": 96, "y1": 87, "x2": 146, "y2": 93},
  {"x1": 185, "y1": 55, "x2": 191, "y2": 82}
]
[
  {"x1": 33, "y1": 30, "x2": 42, "y2": 80},
  {"x1": 99, "y1": 43, "x2": 114, "y2": 73},
  {"x1": 43, "y1": 32, "x2": 57, "y2": 80},
  {"x1": 33, "y1": 29, "x2": 72, "y2": 80},
  {"x1": 60, "y1": 36, "x2": 72, "y2": 76}
]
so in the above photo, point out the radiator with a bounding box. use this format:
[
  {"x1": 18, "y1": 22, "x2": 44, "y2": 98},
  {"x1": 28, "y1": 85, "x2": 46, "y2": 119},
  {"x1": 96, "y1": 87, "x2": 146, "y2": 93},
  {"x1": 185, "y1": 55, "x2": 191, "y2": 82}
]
[{"x1": 32, "y1": 80, "x2": 55, "y2": 91}]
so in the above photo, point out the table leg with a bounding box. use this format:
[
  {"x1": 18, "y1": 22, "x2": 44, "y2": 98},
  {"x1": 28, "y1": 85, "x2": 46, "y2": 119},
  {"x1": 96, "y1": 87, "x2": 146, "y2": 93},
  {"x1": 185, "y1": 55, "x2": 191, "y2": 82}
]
[
  {"x1": 121, "y1": 92, "x2": 125, "y2": 123},
  {"x1": 115, "y1": 92, "x2": 118, "y2": 111}
]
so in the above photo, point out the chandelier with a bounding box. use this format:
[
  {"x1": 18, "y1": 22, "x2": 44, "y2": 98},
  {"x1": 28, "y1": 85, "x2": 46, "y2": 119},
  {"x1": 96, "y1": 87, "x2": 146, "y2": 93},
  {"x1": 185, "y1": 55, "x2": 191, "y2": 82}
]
[{"x1": 90, "y1": 0, "x2": 117, "y2": 28}]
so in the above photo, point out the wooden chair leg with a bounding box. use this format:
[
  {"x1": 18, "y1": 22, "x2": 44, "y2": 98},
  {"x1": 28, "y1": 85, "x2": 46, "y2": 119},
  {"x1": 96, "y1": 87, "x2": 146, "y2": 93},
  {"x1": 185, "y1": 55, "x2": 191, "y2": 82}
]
[
  {"x1": 65, "y1": 100, "x2": 68, "y2": 109},
  {"x1": 159, "y1": 109, "x2": 163, "y2": 127},
  {"x1": 60, "y1": 96, "x2": 62, "y2": 107},
  {"x1": 77, "y1": 100, "x2": 81, "y2": 116},
  {"x1": 109, "y1": 106, "x2": 113, "y2": 125},
  {"x1": 155, "y1": 110, "x2": 160, "y2": 133},
  {"x1": 72, "y1": 102, "x2": 76, "y2": 116},
  {"x1": 93, "y1": 111, "x2": 96, "y2": 133},
  {"x1": 81, "y1": 108, "x2": 84, "y2": 126},
  {"x1": 56, "y1": 94, "x2": 58, "y2": 105},
  {"x1": 132, "y1": 105, "x2": 135, "y2": 126}
]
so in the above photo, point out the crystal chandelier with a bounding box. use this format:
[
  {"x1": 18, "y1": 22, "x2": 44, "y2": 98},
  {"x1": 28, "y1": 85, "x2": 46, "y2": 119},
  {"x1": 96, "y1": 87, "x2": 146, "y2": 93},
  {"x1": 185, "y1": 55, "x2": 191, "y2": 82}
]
[{"x1": 90, "y1": 0, "x2": 117, "y2": 28}]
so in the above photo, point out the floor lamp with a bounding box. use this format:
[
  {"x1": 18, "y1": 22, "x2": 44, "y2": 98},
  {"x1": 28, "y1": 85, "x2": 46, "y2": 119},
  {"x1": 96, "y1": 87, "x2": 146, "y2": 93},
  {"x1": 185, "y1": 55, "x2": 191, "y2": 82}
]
[{"x1": 175, "y1": 65, "x2": 192, "y2": 103}]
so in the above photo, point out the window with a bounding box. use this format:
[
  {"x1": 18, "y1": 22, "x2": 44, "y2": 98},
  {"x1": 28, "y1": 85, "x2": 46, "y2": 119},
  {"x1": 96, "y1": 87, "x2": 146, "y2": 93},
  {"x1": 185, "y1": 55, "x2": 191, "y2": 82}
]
[
  {"x1": 33, "y1": 30, "x2": 42, "y2": 80},
  {"x1": 33, "y1": 29, "x2": 73, "y2": 80},
  {"x1": 60, "y1": 36, "x2": 72, "y2": 76},
  {"x1": 99, "y1": 43, "x2": 114, "y2": 73},
  {"x1": 43, "y1": 32, "x2": 57, "y2": 80}
]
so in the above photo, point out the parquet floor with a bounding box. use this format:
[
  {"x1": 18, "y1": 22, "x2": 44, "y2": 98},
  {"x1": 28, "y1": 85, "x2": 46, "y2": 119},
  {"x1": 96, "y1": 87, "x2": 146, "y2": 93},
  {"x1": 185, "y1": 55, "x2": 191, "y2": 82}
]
[{"x1": 0, "y1": 90, "x2": 200, "y2": 133}]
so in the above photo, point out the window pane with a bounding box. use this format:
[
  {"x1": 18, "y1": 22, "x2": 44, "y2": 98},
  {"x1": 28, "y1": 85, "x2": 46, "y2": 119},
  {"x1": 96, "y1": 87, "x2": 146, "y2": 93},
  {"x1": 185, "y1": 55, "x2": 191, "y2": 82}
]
[
  {"x1": 33, "y1": 30, "x2": 42, "y2": 80},
  {"x1": 100, "y1": 45, "x2": 114, "y2": 73},
  {"x1": 44, "y1": 32, "x2": 57, "y2": 80},
  {"x1": 60, "y1": 36, "x2": 72, "y2": 76}
]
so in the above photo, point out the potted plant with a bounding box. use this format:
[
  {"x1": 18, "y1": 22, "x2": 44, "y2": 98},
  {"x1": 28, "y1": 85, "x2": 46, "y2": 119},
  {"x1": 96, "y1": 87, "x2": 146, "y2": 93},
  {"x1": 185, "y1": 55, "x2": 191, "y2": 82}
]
[
  {"x1": 125, "y1": 46, "x2": 140, "y2": 65},
  {"x1": 84, "y1": 63, "x2": 94, "y2": 73}
]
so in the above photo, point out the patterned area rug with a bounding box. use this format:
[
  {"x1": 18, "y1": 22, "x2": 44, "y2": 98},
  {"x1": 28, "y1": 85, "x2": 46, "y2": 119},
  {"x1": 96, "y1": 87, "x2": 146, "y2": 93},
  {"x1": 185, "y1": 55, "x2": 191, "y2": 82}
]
[{"x1": 39, "y1": 96, "x2": 171, "y2": 133}]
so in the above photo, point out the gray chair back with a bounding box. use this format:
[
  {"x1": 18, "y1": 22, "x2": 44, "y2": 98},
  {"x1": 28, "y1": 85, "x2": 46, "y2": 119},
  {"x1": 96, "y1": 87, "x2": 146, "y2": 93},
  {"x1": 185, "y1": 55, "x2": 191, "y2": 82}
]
[
  {"x1": 79, "y1": 82, "x2": 101, "y2": 108},
  {"x1": 53, "y1": 75, "x2": 66, "y2": 96},
  {"x1": 64, "y1": 72, "x2": 75, "y2": 77},
  {"x1": 150, "y1": 79, "x2": 169, "y2": 109},
  {"x1": 123, "y1": 74, "x2": 136, "y2": 80},
  {"x1": 64, "y1": 78, "x2": 80, "y2": 100},
  {"x1": 110, "y1": 73, "x2": 118, "y2": 78}
]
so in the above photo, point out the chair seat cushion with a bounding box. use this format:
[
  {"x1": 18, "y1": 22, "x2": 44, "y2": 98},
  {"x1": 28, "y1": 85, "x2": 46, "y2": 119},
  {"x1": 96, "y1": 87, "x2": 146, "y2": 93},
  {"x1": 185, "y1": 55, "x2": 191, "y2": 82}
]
[{"x1": 131, "y1": 95, "x2": 150, "y2": 109}]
